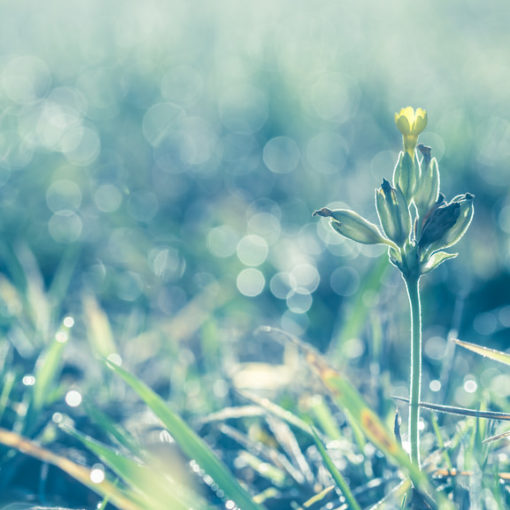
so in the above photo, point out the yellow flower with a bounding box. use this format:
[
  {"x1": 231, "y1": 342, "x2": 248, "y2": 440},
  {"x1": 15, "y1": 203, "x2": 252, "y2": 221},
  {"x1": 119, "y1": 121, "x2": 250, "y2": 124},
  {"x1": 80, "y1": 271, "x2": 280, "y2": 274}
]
[{"x1": 394, "y1": 107, "x2": 427, "y2": 156}]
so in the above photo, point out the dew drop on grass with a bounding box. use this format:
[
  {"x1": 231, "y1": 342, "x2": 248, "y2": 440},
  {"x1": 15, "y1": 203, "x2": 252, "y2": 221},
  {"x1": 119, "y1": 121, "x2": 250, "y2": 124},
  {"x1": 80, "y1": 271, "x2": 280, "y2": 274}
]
[
  {"x1": 463, "y1": 378, "x2": 478, "y2": 393},
  {"x1": 65, "y1": 390, "x2": 82, "y2": 407},
  {"x1": 429, "y1": 380, "x2": 441, "y2": 392},
  {"x1": 52, "y1": 412, "x2": 63, "y2": 424},
  {"x1": 90, "y1": 464, "x2": 105, "y2": 484},
  {"x1": 22, "y1": 375, "x2": 35, "y2": 386},
  {"x1": 63, "y1": 316, "x2": 75, "y2": 328},
  {"x1": 107, "y1": 353, "x2": 122, "y2": 366},
  {"x1": 55, "y1": 331, "x2": 68, "y2": 343}
]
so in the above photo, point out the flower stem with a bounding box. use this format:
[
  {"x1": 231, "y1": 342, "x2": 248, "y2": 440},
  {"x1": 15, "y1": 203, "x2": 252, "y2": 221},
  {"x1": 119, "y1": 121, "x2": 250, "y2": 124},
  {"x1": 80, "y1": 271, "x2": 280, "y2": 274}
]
[{"x1": 404, "y1": 274, "x2": 422, "y2": 467}]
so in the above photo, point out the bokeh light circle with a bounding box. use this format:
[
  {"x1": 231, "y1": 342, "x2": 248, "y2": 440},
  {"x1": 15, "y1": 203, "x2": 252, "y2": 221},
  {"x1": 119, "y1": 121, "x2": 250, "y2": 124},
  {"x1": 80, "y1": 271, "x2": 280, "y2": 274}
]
[{"x1": 236, "y1": 268, "x2": 265, "y2": 297}]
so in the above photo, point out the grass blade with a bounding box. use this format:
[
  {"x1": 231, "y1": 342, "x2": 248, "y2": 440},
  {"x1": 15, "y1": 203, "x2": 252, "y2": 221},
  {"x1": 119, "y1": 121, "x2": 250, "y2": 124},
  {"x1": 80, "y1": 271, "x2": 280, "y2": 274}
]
[
  {"x1": 334, "y1": 256, "x2": 388, "y2": 361},
  {"x1": 239, "y1": 389, "x2": 314, "y2": 437},
  {"x1": 311, "y1": 427, "x2": 361, "y2": 510},
  {"x1": 83, "y1": 401, "x2": 140, "y2": 454},
  {"x1": 0, "y1": 427, "x2": 143, "y2": 510},
  {"x1": 483, "y1": 429, "x2": 510, "y2": 444},
  {"x1": 260, "y1": 327, "x2": 451, "y2": 507},
  {"x1": 106, "y1": 359, "x2": 264, "y2": 510},
  {"x1": 302, "y1": 485, "x2": 336, "y2": 508},
  {"x1": 66, "y1": 425, "x2": 203, "y2": 510},
  {"x1": 454, "y1": 339, "x2": 510, "y2": 367},
  {"x1": 83, "y1": 294, "x2": 118, "y2": 358},
  {"x1": 394, "y1": 397, "x2": 510, "y2": 421},
  {"x1": 31, "y1": 322, "x2": 71, "y2": 413}
]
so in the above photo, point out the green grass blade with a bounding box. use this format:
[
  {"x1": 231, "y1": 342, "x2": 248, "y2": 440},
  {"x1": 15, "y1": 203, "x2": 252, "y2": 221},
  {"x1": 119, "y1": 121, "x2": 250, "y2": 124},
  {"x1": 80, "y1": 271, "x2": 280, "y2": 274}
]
[
  {"x1": 431, "y1": 414, "x2": 453, "y2": 470},
  {"x1": 302, "y1": 485, "x2": 336, "y2": 508},
  {"x1": 334, "y1": 256, "x2": 388, "y2": 361},
  {"x1": 238, "y1": 451, "x2": 286, "y2": 486},
  {"x1": 83, "y1": 295, "x2": 118, "y2": 358},
  {"x1": 106, "y1": 359, "x2": 264, "y2": 510},
  {"x1": 369, "y1": 479, "x2": 412, "y2": 510},
  {"x1": 0, "y1": 371, "x2": 15, "y2": 421},
  {"x1": 308, "y1": 395, "x2": 343, "y2": 440},
  {"x1": 311, "y1": 427, "x2": 361, "y2": 510},
  {"x1": 97, "y1": 492, "x2": 111, "y2": 510},
  {"x1": 239, "y1": 389, "x2": 314, "y2": 437},
  {"x1": 31, "y1": 322, "x2": 71, "y2": 413},
  {"x1": 47, "y1": 247, "x2": 79, "y2": 309},
  {"x1": 84, "y1": 402, "x2": 140, "y2": 454},
  {"x1": 65, "y1": 426, "x2": 198, "y2": 510},
  {"x1": 454, "y1": 339, "x2": 510, "y2": 367}
]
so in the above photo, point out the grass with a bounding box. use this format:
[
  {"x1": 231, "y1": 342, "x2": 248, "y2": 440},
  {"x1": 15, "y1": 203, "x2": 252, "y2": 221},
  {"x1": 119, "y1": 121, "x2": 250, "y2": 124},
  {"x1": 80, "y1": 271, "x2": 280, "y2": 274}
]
[{"x1": 0, "y1": 234, "x2": 509, "y2": 510}]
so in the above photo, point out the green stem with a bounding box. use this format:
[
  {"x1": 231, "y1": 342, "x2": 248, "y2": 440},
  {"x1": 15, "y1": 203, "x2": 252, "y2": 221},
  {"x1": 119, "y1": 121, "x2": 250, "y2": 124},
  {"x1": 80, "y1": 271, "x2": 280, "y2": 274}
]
[{"x1": 404, "y1": 274, "x2": 422, "y2": 467}]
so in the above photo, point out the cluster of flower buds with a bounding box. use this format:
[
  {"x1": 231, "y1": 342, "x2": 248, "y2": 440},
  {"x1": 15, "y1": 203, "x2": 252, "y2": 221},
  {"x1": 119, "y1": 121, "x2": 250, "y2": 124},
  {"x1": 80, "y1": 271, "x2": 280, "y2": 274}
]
[{"x1": 314, "y1": 107, "x2": 474, "y2": 279}]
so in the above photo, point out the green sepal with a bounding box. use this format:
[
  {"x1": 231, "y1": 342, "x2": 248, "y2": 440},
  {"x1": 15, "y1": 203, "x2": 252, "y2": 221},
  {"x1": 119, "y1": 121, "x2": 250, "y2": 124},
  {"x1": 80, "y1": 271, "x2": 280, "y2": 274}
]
[
  {"x1": 419, "y1": 193, "x2": 474, "y2": 256},
  {"x1": 421, "y1": 251, "x2": 458, "y2": 274},
  {"x1": 387, "y1": 246, "x2": 403, "y2": 271}
]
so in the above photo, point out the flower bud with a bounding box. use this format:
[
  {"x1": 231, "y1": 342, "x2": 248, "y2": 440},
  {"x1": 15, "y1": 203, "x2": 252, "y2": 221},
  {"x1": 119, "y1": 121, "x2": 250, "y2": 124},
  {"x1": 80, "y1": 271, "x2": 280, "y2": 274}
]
[
  {"x1": 394, "y1": 107, "x2": 427, "y2": 157},
  {"x1": 392, "y1": 151, "x2": 419, "y2": 203},
  {"x1": 313, "y1": 207, "x2": 390, "y2": 245},
  {"x1": 375, "y1": 178, "x2": 411, "y2": 246},
  {"x1": 418, "y1": 193, "x2": 474, "y2": 255},
  {"x1": 414, "y1": 147, "x2": 440, "y2": 219}
]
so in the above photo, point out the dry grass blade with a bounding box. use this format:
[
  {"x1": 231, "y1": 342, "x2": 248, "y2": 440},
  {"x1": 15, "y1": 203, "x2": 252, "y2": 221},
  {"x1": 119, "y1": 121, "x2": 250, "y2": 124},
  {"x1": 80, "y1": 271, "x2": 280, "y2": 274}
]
[
  {"x1": 433, "y1": 468, "x2": 510, "y2": 481},
  {"x1": 482, "y1": 429, "x2": 510, "y2": 444},
  {"x1": 394, "y1": 397, "x2": 510, "y2": 421}
]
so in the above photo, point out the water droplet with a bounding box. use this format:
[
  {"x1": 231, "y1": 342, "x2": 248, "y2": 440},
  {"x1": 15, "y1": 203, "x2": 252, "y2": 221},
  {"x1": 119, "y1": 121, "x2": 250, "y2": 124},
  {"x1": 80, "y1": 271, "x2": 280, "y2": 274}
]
[
  {"x1": 22, "y1": 375, "x2": 35, "y2": 386},
  {"x1": 63, "y1": 316, "x2": 75, "y2": 328},
  {"x1": 90, "y1": 464, "x2": 105, "y2": 484},
  {"x1": 429, "y1": 380, "x2": 441, "y2": 392},
  {"x1": 65, "y1": 390, "x2": 82, "y2": 408}
]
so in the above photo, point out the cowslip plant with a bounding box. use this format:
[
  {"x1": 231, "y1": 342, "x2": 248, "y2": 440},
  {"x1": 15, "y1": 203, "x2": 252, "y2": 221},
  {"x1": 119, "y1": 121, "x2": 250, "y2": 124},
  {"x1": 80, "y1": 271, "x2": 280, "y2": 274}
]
[{"x1": 314, "y1": 107, "x2": 474, "y2": 468}]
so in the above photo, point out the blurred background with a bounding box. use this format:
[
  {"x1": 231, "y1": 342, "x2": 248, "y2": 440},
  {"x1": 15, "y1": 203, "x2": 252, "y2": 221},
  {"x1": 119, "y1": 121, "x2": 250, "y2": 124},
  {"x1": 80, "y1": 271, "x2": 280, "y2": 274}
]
[{"x1": 0, "y1": 0, "x2": 509, "y2": 426}]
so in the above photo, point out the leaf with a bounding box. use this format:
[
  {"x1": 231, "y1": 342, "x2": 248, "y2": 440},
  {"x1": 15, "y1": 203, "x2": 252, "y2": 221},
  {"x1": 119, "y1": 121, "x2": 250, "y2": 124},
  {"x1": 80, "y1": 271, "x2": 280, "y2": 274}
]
[
  {"x1": 454, "y1": 339, "x2": 510, "y2": 367},
  {"x1": 311, "y1": 427, "x2": 361, "y2": 510},
  {"x1": 106, "y1": 359, "x2": 263, "y2": 510}
]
